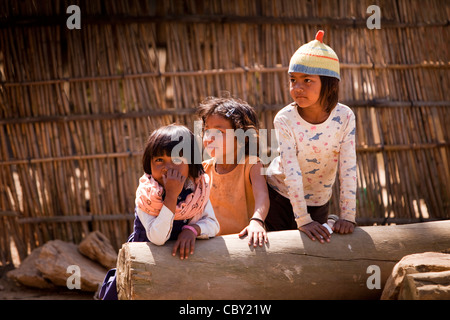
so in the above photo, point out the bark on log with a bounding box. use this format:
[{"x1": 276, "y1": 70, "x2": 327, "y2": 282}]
[{"x1": 116, "y1": 221, "x2": 450, "y2": 300}]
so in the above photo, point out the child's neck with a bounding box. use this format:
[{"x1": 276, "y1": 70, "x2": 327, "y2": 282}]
[
  {"x1": 297, "y1": 104, "x2": 330, "y2": 125},
  {"x1": 215, "y1": 162, "x2": 238, "y2": 174}
]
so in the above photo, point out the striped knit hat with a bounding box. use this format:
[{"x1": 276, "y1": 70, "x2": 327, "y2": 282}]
[{"x1": 289, "y1": 30, "x2": 340, "y2": 80}]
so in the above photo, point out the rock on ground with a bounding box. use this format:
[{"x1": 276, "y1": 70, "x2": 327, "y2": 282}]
[
  {"x1": 7, "y1": 232, "x2": 115, "y2": 293},
  {"x1": 381, "y1": 251, "x2": 450, "y2": 300},
  {"x1": 78, "y1": 231, "x2": 117, "y2": 269},
  {"x1": 7, "y1": 247, "x2": 55, "y2": 290}
]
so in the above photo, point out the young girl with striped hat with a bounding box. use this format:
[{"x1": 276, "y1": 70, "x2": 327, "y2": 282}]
[{"x1": 265, "y1": 30, "x2": 357, "y2": 243}]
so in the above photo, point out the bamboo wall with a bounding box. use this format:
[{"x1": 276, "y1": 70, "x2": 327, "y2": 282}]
[{"x1": 0, "y1": 0, "x2": 449, "y2": 266}]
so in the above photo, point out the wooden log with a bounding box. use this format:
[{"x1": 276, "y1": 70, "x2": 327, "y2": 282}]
[{"x1": 117, "y1": 221, "x2": 450, "y2": 300}]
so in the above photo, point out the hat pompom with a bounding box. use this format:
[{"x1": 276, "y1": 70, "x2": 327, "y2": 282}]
[{"x1": 315, "y1": 30, "x2": 324, "y2": 43}]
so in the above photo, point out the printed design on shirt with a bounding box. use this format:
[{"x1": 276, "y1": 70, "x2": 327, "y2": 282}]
[
  {"x1": 349, "y1": 127, "x2": 356, "y2": 135},
  {"x1": 312, "y1": 146, "x2": 321, "y2": 153},
  {"x1": 332, "y1": 116, "x2": 343, "y2": 124},
  {"x1": 309, "y1": 133, "x2": 323, "y2": 141},
  {"x1": 306, "y1": 158, "x2": 321, "y2": 164},
  {"x1": 305, "y1": 168, "x2": 319, "y2": 174},
  {"x1": 298, "y1": 132, "x2": 304, "y2": 142}
]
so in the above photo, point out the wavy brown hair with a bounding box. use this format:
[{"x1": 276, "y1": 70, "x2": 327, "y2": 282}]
[{"x1": 197, "y1": 95, "x2": 260, "y2": 159}]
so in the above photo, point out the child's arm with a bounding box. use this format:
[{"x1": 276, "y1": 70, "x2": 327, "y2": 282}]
[
  {"x1": 274, "y1": 117, "x2": 310, "y2": 224},
  {"x1": 335, "y1": 110, "x2": 357, "y2": 233},
  {"x1": 238, "y1": 161, "x2": 270, "y2": 247},
  {"x1": 172, "y1": 199, "x2": 219, "y2": 260},
  {"x1": 191, "y1": 200, "x2": 220, "y2": 239},
  {"x1": 275, "y1": 116, "x2": 331, "y2": 243},
  {"x1": 136, "y1": 206, "x2": 175, "y2": 245}
]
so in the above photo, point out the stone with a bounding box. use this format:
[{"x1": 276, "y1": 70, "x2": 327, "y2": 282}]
[
  {"x1": 400, "y1": 270, "x2": 450, "y2": 300},
  {"x1": 7, "y1": 247, "x2": 56, "y2": 289},
  {"x1": 34, "y1": 240, "x2": 108, "y2": 292},
  {"x1": 381, "y1": 252, "x2": 450, "y2": 300},
  {"x1": 78, "y1": 231, "x2": 117, "y2": 269}
]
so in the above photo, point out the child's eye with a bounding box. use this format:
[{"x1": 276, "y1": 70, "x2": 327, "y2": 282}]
[
  {"x1": 289, "y1": 78, "x2": 296, "y2": 83},
  {"x1": 304, "y1": 78, "x2": 312, "y2": 83}
]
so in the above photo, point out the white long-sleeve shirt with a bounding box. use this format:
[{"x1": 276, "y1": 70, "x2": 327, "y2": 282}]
[
  {"x1": 266, "y1": 102, "x2": 357, "y2": 227},
  {"x1": 136, "y1": 199, "x2": 219, "y2": 245}
]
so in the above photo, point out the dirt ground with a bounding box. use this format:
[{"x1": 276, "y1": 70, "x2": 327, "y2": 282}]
[{"x1": 0, "y1": 268, "x2": 95, "y2": 300}]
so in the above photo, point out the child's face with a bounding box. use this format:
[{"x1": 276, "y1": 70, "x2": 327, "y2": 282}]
[
  {"x1": 203, "y1": 114, "x2": 236, "y2": 163},
  {"x1": 150, "y1": 153, "x2": 189, "y2": 187},
  {"x1": 289, "y1": 72, "x2": 322, "y2": 110}
]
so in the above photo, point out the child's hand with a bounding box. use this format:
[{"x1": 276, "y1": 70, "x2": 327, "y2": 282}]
[
  {"x1": 162, "y1": 168, "x2": 186, "y2": 197},
  {"x1": 172, "y1": 227, "x2": 197, "y2": 260},
  {"x1": 238, "y1": 220, "x2": 268, "y2": 247},
  {"x1": 162, "y1": 168, "x2": 187, "y2": 215},
  {"x1": 299, "y1": 221, "x2": 331, "y2": 243},
  {"x1": 333, "y1": 219, "x2": 355, "y2": 234}
]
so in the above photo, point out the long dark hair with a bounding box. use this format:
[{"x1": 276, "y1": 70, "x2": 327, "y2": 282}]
[
  {"x1": 319, "y1": 75, "x2": 339, "y2": 113},
  {"x1": 142, "y1": 124, "x2": 204, "y2": 178}
]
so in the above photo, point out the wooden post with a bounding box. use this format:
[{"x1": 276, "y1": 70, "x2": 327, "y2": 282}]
[{"x1": 116, "y1": 221, "x2": 450, "y2": 300}]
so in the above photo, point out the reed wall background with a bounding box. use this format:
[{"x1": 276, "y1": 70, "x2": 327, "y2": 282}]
[{"x1": 0, "y1": 0, "x2": 449, "y2": 266}]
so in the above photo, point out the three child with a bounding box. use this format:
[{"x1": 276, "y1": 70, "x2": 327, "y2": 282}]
[
  {"x1": 100, "y1": 29, "x2": 356, "y2": 300},
  {"x1": 131, "y1": 30, "x2": 356, "y2": 251},
  {"x1": 132, "y1": 31, "x2": 356, "y2": 248}
]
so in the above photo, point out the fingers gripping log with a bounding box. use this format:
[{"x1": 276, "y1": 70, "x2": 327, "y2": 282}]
[{"x1": 116, "y1": 221, "x2": 450, "y2": 300}]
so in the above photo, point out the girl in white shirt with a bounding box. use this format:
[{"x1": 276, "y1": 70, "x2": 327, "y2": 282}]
[
  {"x1": 131, "y1": 124, "x2": 219, "y2": 260},
  {"x1": 265, "y1": 30, "x2": 357, "y2": 243}
]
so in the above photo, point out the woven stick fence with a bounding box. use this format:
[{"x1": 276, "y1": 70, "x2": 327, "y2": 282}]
[{"x1": 0, "y1": 0, "x2": 449, "y2": 266}]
